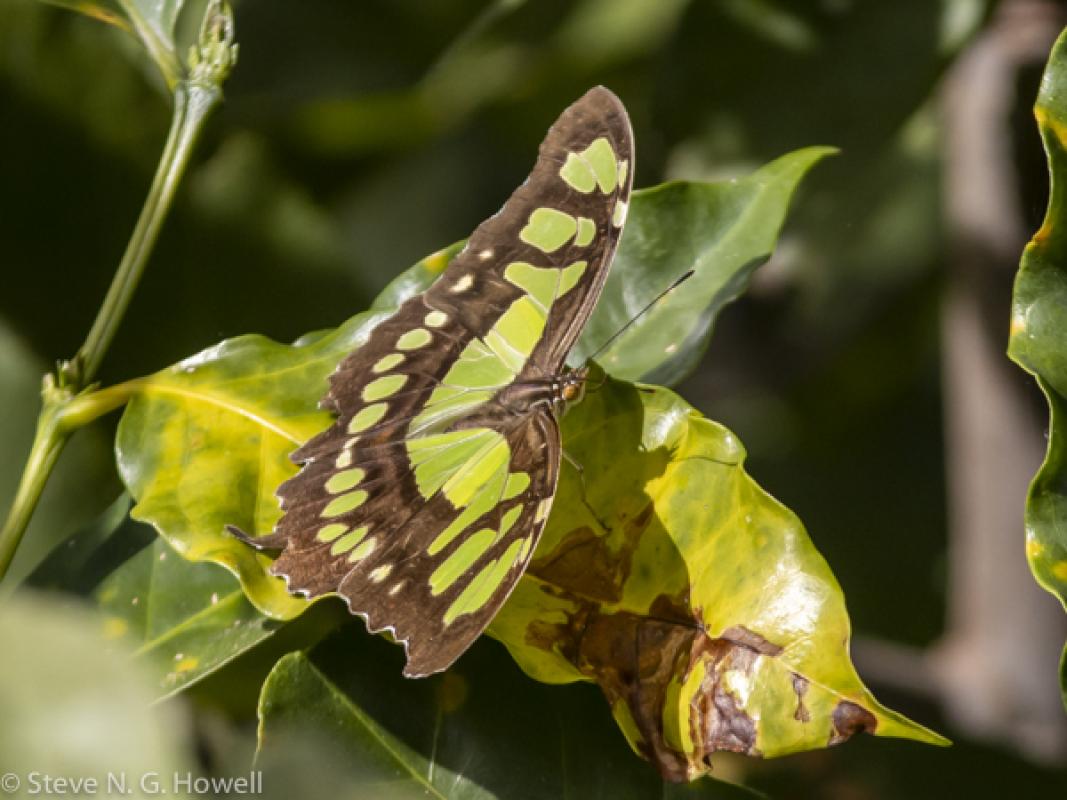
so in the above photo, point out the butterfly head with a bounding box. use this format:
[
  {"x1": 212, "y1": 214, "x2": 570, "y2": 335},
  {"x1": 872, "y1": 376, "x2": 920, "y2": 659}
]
[{"x1": 556, "y1": 367, "x2": 588, "y2": 414}]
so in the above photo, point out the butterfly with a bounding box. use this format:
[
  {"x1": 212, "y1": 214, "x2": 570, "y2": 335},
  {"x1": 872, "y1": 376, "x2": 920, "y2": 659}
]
[{"x1": 230, "y1": 87, "x2": 633, "y2": 677}]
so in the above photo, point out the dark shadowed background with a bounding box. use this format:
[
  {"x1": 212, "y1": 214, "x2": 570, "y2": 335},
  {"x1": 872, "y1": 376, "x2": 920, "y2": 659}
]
[{"x1": 2, "y1": 0, "x2": 1066, "y2": 796}]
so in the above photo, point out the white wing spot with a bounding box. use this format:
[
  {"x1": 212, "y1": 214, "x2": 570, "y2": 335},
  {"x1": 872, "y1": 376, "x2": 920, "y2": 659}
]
[
  {"x1": 388, "y1": 582, "x2": 405, "y2": 596},
  {"x1": 451, "y1": 274, "x2": 474, "y2": 293},
  {"x1": 369, "y1": 564, "x2": 393, "y2": 583},
  {"x1": 335, "y1": 449, "x2": 353, "y2": 469},
  {"x1": 478, "y1": 249, "x2": 494, "y2": 260}
]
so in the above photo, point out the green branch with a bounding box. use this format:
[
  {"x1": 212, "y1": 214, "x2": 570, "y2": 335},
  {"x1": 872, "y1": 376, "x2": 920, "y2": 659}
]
[
  {"x1": 0, "y1": 381, "x2": 138, "y2": 579},
  {"x1": 62, "y1": 82, "x2": 218, "y2": 389}
]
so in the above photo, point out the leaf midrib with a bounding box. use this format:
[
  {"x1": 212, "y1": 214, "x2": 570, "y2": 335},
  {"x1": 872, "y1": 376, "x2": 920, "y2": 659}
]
[{"x1": 139, "y1": 382, "x2": 311, "y2": 444}]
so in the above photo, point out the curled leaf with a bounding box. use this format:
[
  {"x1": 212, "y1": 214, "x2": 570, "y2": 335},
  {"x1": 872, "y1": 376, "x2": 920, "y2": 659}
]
[
  {"x1": 489, "y1": 372, "x2": 945, "y2": 779},
  {"x1": 1008, "y1": 25, "x2": 1067, "y2": 705}
]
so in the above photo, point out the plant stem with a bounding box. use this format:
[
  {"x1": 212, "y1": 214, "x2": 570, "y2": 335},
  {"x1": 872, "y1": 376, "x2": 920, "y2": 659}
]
[
  {"x1": 0, "y1": 379, "x2": 146, "y2": 582},
  {"x1": 0, "y1": 409, "x2": 67, "y2": 581},
  {"x1": 63, "y1": 81, "x2": 221, "y2": 390}
]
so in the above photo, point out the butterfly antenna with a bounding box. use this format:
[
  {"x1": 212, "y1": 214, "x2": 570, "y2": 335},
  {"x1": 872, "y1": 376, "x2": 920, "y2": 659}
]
[{"x1": 584, "y1": 270, "x2": 695, "y2": 364}]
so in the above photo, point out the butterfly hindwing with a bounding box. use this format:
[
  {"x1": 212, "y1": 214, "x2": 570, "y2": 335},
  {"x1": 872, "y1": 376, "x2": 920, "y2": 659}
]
[{"x1": 239, "y1": 87, "x2": 632, "y2": 676}]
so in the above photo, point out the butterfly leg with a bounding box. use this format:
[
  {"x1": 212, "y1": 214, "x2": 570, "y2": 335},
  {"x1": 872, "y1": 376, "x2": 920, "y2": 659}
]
[
  {"x1": 560, "y1": 448, "x2": 613, "y2": 533},
  {"x1": 226, "y1": 524, "x2": 289, "y2": 552}
]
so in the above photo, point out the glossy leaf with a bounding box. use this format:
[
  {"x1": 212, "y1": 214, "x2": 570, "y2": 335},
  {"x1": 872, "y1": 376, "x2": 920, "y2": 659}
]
[
  {"x1": 30, "y1": 495, "x2": 280, "y2": 698},
  {"x1": 256, "y1": 628, "x2": 758, "y2": 798},
  {"x1": 574, "y1": 147, "x2": 835, "y2": 384},
  {"x1": 488, "y1": 372, "x2": 945, "y2": 779},
  {"x1": 27, "y1": 494, "x2": 343, "y2": 700},
  {"x1": 116, "y1": 309, "x2": 392, "y2": 620},
  {"x1": 93, "y1": 536, "x2": 281, "y2": 699},
  {"x1": 1007, "y1": 25, "x2": 1067, "y2": 703},
  {"x1": 27, "y1": 494, "x2": 150, "y2": 596}
]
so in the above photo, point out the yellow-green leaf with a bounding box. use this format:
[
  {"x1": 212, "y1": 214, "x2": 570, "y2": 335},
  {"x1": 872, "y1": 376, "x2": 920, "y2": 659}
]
[
  {"x1": 488, "y1": 371, "x2": 945, "y2": 779},
  {"x1": 115, "y1": 310, "x2": 392, "y2": 620}
]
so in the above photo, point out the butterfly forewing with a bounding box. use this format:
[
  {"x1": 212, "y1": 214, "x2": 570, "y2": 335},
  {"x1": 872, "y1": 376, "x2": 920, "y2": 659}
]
[{"x1": 240, "y1": 87, "x2": 633, "y2": 676}]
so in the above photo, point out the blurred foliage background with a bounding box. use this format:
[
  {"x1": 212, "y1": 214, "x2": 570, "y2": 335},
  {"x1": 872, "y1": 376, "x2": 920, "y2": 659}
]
[{"x1": 2, "y1": 0, "x2": 1067, "y2": 796}]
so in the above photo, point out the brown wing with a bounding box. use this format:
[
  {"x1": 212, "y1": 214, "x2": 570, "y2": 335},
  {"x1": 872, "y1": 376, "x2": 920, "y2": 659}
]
[{"x1": 231, "y1": 87, "x2": 630, "y2": 676}]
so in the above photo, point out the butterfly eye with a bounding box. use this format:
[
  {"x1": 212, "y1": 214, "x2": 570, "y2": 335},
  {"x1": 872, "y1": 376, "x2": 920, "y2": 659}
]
[{"x1": 562, "y1": 382, "x2": 584, "y2": 403}]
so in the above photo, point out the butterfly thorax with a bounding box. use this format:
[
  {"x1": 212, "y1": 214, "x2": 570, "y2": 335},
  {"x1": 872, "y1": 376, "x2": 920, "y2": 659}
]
[{"x1": 488, "y1": 367, "x2": 588, "y2": 421}]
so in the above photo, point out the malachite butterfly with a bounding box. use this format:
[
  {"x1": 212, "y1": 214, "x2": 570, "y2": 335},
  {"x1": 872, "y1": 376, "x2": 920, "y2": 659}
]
[{"x1": 230, "y1": 87, "x2": 633, "y2": 676}]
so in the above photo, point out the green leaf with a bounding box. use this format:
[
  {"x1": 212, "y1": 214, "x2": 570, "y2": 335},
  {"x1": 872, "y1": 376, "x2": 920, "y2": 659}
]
[
  {"x1": 27, "y1": 493, "x2": 148, "y2": 595},
  {"x1": 27, "y1": 494, "x2": 342, "y2": 700},
  {"x1": 1007, "y1": 25, "x2": 1067, "y2": 705},
  {"x1": 93, "y1": 536, "x2": 281, "y2": 699},
  {"x1": 487, "y1": 371, "x2": 945, "y2": 779},
  {"x1": 573, "y1": 146, "x2": 836, "y2": 384},
  {"x1": 0, "y1": 591, "x2": 191, "y2": 780},
  {"x1": 256, "y1": 631, "x2": 758, "y2": 798}
]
